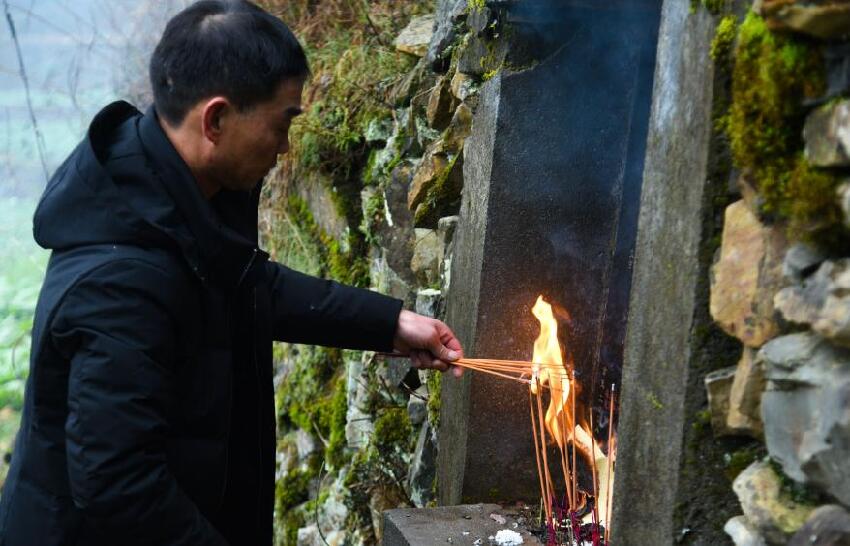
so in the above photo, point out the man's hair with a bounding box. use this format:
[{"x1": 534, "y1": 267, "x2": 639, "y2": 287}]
[{"x1": 150, "y1": 0, "x2": 309, "y2": 125}]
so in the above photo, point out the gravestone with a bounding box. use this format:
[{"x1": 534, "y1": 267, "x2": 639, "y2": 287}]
[
  {"x1": 611, "y1": 1, "x2": 746, "y2": 545},
  {"x1": 439, "y1": 1, "x2": 662, "y2": 505}
]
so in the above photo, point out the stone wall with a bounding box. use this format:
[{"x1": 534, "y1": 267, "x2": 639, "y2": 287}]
[
  {"x1": 701, "y1": 2, "x2": 850, "y2": 544},
  {"x1": 258, "y1": 1, "x2": 485, "y2": 544}
]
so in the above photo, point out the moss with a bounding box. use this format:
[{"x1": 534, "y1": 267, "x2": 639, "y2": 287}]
[
  {"x1": 324, "y1": 375, "x2": 350, "y2": 470},
  {"x1": 414, "y1": 153, "x2": 461, "y2": 225},
  {"x1": 710, "y1": 15, "x2": 737, "y2": 63},
  {"x1": 690, "y1": 0, "x2": 727, "y2": 14},
  {"x1": 281, "y1": 509, "x2": 306, "y2": 546},
  {"x1": 482, "y1": 67, "x2": 500, "y2": 81},
  {"x1": 722, "y1": 12, "x2": 841, "y2": 243},
  {"x1": 426, "y1": 371, "x2": 442, "y2": 428},
  {"x1": 725, "y1": 13, "x2": 823, "y2": 172},
  {"x1": 360, "y1": 189, "x2": 386, "y2": 246},
  {"x1": 467, "y1": 0, "x2": 486, "y2": 11},
  {"x1": 277, "y1": 345, "x2": 342, "y2": 433},
  {"x1": 783, "y1": 157, "x2": 845, "y2": 245},
  {"x1": 373, "y1": 407, "x2": 413, "y2": 451},
  {"x1": 647, "y1": 392, "x2": 664, "y2": 410},
  {"x1": 768, "y1": 458, "x2": 826, "y2": 505},
  {"x1": 276, "y1": 469, "x2": 311, "y2": 513},
  {"x1": 286, "y1": 195, "x2": 370, "y2": 287},
  {"x1": 724, "y1": 445, "x2": 764, "y2": 481}
]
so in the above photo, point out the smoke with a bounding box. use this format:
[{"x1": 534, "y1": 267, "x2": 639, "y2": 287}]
[{"x1": 480, "y1": 0, "x2": 662, "y2": 410}]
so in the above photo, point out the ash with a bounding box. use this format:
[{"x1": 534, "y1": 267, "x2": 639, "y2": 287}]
[{"x1": 491, "y1": 529, "x2": 524, "y2": 545}]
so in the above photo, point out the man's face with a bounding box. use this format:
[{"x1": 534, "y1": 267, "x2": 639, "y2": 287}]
[{"x1": 211, "y1": 78, "x2": 304, "y2": 192}]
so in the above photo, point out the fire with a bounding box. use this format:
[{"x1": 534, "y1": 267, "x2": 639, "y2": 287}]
[{"x1": 529, "y1": 295, "x2": 615, "y2": 537}]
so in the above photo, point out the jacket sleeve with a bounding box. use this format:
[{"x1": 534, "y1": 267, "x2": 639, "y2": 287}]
[
  {"x1": 266, "y1": 262, "x2": 403, "y2": 351},
  {"x1": 51, "y1": 260, "x2": 228, "y2": 546}
]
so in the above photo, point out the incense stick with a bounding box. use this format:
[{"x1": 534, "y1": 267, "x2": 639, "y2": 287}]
[
  {"x1": 570, "y1": 373, "x2": 578, "y2": 516},
  {"x1": 606, "y1": 383, "x2": 616, "y2": 533},
  {"x1": 529, "y1": 388, "x2": 548, "y2": 523}
]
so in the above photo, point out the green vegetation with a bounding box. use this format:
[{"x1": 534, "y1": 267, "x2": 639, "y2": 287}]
[
  {"x1": 426, "y1": 371, "x2": 442, "y2": 427},
  {"x1": 690, "y1": 0, "x2": 727, "y2": 15},
  {"x1": 768, "y1": 458, "x2": 826, "y2": 505},
  {"x1": 721, "y1": 12, "x2": 842, "y2": 243},
  {"x1": 285, "y1": 195, "x2": 370, "y2": 287},
  {"x1": 276, "y1": 468, "x2": 312, "y2": 513},
  {"x1": 0, "y1": 197, "x2": 46, "y2": 492},
  {"x1": 647, "y1": 392, "x2": 664, "y2": 410},
  {"x1": 373, "y1": 407, "x2": 413, "y2": 451},
  {"x1": 710, "y1": 15, "x2": 737, "y2": 63},
  {"x1": 414, "y1": 154, "x2": 461, "y2": 226},
  {"x1": 723, "y1": 445, "x2": 764, "y2": 481},
  {"x1": 0, "y1": 198, "x2": 45, "y2": 411}
]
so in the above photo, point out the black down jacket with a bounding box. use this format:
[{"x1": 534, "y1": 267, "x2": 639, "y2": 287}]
[{"x1": 0, "y1": 101, "x2": 402, "y2": 545}]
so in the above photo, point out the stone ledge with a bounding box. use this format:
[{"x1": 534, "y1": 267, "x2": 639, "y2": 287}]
[{"x1": 382, "y1": 504, "x2": 542, "y2": 546}]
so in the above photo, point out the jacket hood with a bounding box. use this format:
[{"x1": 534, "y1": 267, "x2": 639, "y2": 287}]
[{"x1": 33, "y1": 101, "x2": 263, "y2": 285}]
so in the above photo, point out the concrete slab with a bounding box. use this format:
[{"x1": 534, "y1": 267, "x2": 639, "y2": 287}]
[{"x1": 382, "y1": 504, "x2": 543, "y2": 546}]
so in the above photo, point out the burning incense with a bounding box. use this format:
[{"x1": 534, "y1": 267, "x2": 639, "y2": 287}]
[
  {"x1": 606, "y1": 384, "x2": 616, "y2": 536},
  {"x1": 375, "y1": 294, "x2": 618, "y2": 546}
]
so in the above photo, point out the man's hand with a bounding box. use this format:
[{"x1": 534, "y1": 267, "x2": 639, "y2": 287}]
[{"x1": 393, "y1": 310, "x2": 464, "y2": 377}]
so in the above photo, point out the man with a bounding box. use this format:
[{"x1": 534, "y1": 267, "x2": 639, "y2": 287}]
[{"x1": 0, "y1": 1, "x2": 463, "y2": 544}]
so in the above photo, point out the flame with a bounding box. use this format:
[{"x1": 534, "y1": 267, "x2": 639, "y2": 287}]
[{"x1": 530, "y1": 295, "x2": 614, "y2": 529}]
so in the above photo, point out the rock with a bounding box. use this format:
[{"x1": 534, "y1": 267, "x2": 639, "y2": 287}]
[
  {"x1": 390, "y1": 57, "x2": 430, "y2": 106},
  {"x1": 457, "y1": 34, "x2": 490, "y2": 77},
  {"x1": 407, "y1": 142, "x2": 464, "y2": 229},
  {"x1": 297, "y1": 525, "x2": 346, "y2": 546},
  {"x1": 276, "y1": 434, "x2": 299, "y2": 479},
  {"x1": 394, "y1": 14, "x2": 436, "y2": 57},
  {"x1": 411, "y1": 229, "x2": 441, "y2": 287},
  {"x1": 804, "y1": 100, "x2": 850, "y2": 167},
  {"x1": 369, "y1": 485, "x2": 409, "y2": 544},
  {"x1": 364, "y1": 117, "x2": 393, "y2": 144},
  {"x1": 808, "y1": 43, "x2": 850, "y2": 104},
  {"x1": 782, "y1": 242, "x2": 827, "y2": 284},
  {"x1": 467, "y1": 5, "x2": 495, "y2": 36},
  {"x1": 450, "y1": 71, "x2": 476, "y2": 101},
  {"x1": 789, "y1": 504, "x2": 850, "y2": 546},
  {"x1": 437, "y1": 216, "x2": 459, "y2": 291},
  {"x1": 295, "y1": 429, "x2": 318, "y2": 460},
  {"x1": 414, "y1": 113, "x2": 441, "y2": 150},
  {"x1": 443, "y1": 103, "x2": 474, "y2": 153},
  {"x1": 759, "y1": 333, "x2": 850, "y2": 505},
  {"x1": 727, "y1": 348, "x2": 766, "y2": 439},
  {"x1": 346, "y1": 356, "x2": 374, "y2": 450},
  {"x1": 724, "y1": 515, "x2": 768, "y2": 546},
  {"x1": 295, "y1": 173, "x2": 350, "y2": 244},
  {"x1": 415, "y1": 288, "x2": 442, "y2": 319},
  {"x1": 732, "y1": 460, "x2": 815, "y2": 544},
  {"x1": 839, "y1": 181, "x2": 850, "y2": 230},
  {"x1": 374, "y1": 164, "x2": 416, "y2": 277},
  {"x1": 425, "y1": 0, "x2": 467, "y2": 72},
  {"x1": 318, "y1": 477, "x2": 349, "y2": 532},
  {"x1": 408, "y1": 144, "x2": 451, "y2": 211},
  {"x1": 775, "y1": 259, "x2": 850, "y2": 347},
  {"x1": 759, "y1": 0, "x2": 850, "y2": 40},
  {"x1": 710, "y1": 200, "x2": 787, "y2": 348},
  {"x1": 426, "y1": 76, "x2": 455, "y2": 131},
  {"x1": 736, "y1": 172, "x2": 767, "y2": 218},
  {"x1": 705, "y1": 366, "x2": 737, "y2": 437},
  {"x1": 369, "y1": 251, "x2": 414, "y2": 307},
  {"x1": 407, "y1": 385, "x2": 428, "y2": 426},
  {"x1": 408, "y1": 421, "x2": 438, "y2": 507}
]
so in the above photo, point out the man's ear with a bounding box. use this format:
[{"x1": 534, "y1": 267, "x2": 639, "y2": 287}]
[{"x1": 200, "y1": 97, "x2": 231, "y2": 144}]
